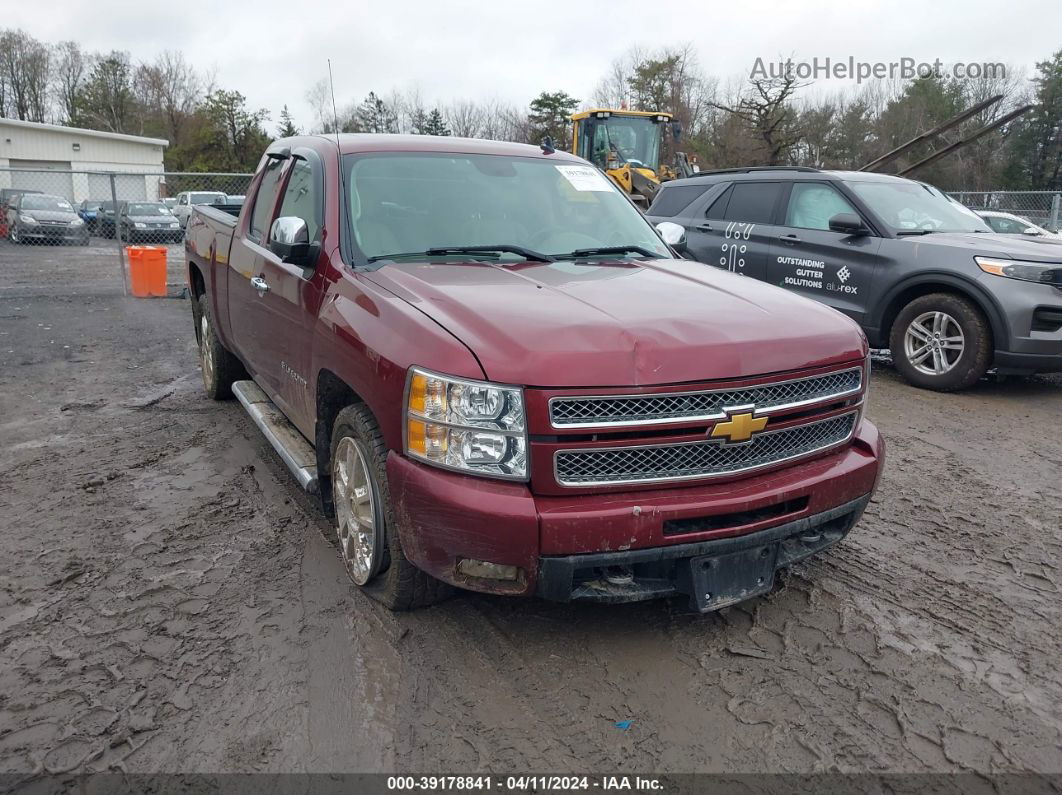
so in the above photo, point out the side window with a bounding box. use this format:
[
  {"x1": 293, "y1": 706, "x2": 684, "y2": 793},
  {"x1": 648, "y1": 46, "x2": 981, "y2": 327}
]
[
  {"x1": 648, "y1": 184, "x2": 709, "y2": 217},
  {"x1": 249, "y1": 158, "x2": 285, "y2": 242},
  {"x1": 178, "y1": 194, "x2": 188, "y2": 206},
  {"x1": 704, "y1": 186, "x2": 732, "y2": 220},
  {"x1": 785, "y1": 182, "x2": 859, "y2": 231},
  {"x1": 277, "y1": 158, "x2": 321, "y2": 243},
  {"x1": 723, "y1": 182, "x2": 782, "y2": 224}
]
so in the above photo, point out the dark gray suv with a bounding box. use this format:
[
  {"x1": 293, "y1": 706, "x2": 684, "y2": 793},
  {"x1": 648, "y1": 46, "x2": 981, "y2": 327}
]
[{"x1": 647, "y1": 167, "x2": 1062, "y2": 391}]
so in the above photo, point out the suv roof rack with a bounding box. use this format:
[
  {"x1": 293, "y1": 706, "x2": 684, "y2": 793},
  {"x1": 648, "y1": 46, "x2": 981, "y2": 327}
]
[{"x1": 693, "y1": 166, "x2": 824, "y2": 176}]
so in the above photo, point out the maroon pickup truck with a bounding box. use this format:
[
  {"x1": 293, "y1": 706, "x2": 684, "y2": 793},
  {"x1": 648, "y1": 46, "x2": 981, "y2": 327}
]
[{"x1": 185, "y1": 134, "x2": 884, "y2": 612}]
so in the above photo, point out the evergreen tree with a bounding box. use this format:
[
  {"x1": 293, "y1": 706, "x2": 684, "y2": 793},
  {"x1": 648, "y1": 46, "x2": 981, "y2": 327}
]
[
  {"x1": 415, "y1": 107, "x2": 450, "y2": 136},
  {"x1": 277, "y1": 104, "x2": 300, "y2": 137},
  {"x1": 527, "y1": 90, "x2": 579, "y2": 146}
]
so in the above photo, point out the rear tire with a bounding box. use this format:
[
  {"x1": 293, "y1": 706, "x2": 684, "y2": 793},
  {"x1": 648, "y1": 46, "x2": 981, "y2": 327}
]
[
  {"x1": 329, "y1": 404, "x2": 450, "y2": 611},
  {"x1": 889, "y1": 293, "x2": 991, "y2": 391},
  {"x1": 196, "y1": 294, "x2": 244, "y2": 400}
]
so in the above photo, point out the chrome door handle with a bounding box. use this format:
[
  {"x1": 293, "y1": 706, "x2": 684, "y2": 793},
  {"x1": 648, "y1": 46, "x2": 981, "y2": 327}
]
[{"x1": 250, "y1": 276, "x2": 270, "y2": 294}]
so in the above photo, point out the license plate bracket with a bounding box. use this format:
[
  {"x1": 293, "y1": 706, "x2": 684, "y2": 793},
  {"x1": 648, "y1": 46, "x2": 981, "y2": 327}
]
[{"x1": 684, "y1": 543, "x2": 779, "y2": 612}]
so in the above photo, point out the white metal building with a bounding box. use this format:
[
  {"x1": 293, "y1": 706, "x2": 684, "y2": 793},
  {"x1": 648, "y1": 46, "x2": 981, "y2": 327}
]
[{"x1": 0, "y1": 118, "x2": 168, "y2": 203}]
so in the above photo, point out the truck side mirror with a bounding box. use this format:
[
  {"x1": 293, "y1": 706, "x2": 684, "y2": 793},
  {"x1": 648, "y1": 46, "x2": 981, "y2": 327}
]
[
  {"x1": 656, "y1": 221, "x2": 687, "y2": 251},
  {"x1": 269, "y1": 216, "x2": 312, "y2": 266},
  {"x1": 828, "y1": 213, "x2": 869, "y2": 236}
]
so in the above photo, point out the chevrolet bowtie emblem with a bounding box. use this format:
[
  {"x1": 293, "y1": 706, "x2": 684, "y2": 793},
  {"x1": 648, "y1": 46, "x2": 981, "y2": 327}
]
[{"x1": 710, "y1": 410, "x2": 768, "y2": 444}]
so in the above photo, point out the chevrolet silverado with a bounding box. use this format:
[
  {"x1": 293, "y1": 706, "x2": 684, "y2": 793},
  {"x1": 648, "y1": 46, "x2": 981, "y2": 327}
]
[{"x1": 185, "y1": 134, "x2": 884, "y2": 612}]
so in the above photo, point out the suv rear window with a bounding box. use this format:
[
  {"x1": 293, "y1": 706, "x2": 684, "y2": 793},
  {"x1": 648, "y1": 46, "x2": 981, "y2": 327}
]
[
  {"x1": 648, "y1": 184, "x2": 709, "y2": 217},
  {"x1": 721, "y1": 182, "x2": 783, "y2": 224}
]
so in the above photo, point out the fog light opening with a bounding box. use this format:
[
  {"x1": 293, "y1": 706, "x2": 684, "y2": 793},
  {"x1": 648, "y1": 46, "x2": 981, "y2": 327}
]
[{"x1": 456, "y1": 558, "x2": 519, "y2": 582}]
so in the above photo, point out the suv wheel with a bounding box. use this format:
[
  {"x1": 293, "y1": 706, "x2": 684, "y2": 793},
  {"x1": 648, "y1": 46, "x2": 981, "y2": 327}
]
[
  {"x1": 329, "y1": 404, "x2": 450, "y2": 610},
  {"x1": 890, "y1": 293, "x2": 991, "y2": 391}
]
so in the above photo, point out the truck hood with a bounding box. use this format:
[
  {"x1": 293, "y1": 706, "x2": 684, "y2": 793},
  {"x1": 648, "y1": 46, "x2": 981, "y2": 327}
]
[
  {"x1": 367, "y1": 258, "x2": 866, "y2": 387},
  {"x1": 898, "y1": 232, "x2": 1062, "y2": 262}
]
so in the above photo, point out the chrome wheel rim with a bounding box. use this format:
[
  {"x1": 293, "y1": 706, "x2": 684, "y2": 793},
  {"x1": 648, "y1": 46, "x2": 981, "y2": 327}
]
[
  {"x1": 904, "y1": 311, "x2": 964, "y2": 376},
  {"x1": 199, "y1": 313, "x2": 215, "y2": 389},
  {"x1": 333, "y1": 436, "x2": 381, "y2": 585}
]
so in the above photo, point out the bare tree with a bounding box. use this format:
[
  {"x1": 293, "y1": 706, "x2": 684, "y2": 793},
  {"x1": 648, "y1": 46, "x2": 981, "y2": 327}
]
[
  {"x1": 712, "y1": 73, "x2": 807, "y2": 164},
  {"x1": 51, "y1": 41, "x2": 86, "y2": 124},
  {"x1": 445, "y1": 99, "x2": 484, "y2": 138},
  {"x1": 135, "y1": 51, "x2": 202, "y2": 143},
  {"x1": 0, "y1": 30, "x2": 51, "y2": 122}
]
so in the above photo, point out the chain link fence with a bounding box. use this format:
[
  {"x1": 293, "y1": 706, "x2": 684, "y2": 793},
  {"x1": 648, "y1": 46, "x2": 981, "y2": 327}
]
[
  {"x1": 948, "y1": 190, "x2": 1062, "y2": 233},
  {"x1": 0, "y1": 168, "x2": 252, "y2": 296}
]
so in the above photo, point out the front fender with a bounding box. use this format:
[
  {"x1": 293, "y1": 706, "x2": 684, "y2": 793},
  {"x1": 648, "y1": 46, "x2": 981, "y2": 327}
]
[{"x1": 312, "y1": 269, "x2": 485, "y2": 452}]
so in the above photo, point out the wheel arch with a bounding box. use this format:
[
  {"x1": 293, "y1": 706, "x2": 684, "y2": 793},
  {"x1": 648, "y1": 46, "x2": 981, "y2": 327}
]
[
  {"x1": 314, "y1": 368, "x2": 369, "y2": 515},
  {"x1": 871, "y1": 273, "x2": 1007, "y2": 351}
]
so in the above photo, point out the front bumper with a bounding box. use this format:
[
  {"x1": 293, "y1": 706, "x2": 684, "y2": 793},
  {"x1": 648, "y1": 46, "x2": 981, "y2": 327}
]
[
  {"x1": 17, "y1": 224, "x2": 87, "y2": 242},
  {"x1": 387, "y1": 418, "x2": 883, "y2": 608},
  {"x1": 979, "y1": 274, "x2": 1062, "y2": 373}
]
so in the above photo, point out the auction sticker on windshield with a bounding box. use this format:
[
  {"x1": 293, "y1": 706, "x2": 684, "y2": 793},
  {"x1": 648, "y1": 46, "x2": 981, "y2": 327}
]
[{"x1": 556, "y1": 165, "x2": 613, "y2": 191}]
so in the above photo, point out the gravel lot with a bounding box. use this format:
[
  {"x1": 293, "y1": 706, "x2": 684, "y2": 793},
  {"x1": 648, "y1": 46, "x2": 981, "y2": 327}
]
[{"x1": 2, "y1": 237, "x2": 1061, "y2": 783}]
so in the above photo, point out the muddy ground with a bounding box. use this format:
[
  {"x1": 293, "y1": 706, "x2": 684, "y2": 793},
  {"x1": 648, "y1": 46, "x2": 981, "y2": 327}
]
[{"x1": 1, "y1": 238, "x2": 1061, "y2": 783}]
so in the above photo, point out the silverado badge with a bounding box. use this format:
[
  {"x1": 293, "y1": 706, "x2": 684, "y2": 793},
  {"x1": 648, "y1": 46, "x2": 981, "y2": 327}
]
[{"x1": 710, "y1": 410, "x2": 768, "y2": 444}]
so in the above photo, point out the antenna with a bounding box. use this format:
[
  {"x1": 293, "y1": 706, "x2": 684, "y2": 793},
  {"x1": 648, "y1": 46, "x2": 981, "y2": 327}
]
[{"x1": 327, "y1": 59, "x2": 341, "y2": 147}]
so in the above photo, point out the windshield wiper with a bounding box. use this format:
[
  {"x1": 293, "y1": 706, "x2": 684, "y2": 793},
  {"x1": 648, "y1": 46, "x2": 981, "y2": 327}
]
[
  {"x1": 368, "y1": 245, "x2": 553, "y2": 263},
  {"x1": 895, "y1": 229, "x2": 938, "y2": 236},
  {"x1": 560, "y1": 245, "x2": 665, "y2": 259},
  {"x1": 426, "y1": 245, "x2": 554, "y2": 262}
]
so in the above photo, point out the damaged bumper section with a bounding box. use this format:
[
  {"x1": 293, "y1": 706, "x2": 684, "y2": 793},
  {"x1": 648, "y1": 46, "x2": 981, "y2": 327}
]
[
  {"x1": 387, "y1": 419, "x2": 883, "y2": 610},
  {"x1": 537, "y1": 494, "x2": 869, "y2": 611}
]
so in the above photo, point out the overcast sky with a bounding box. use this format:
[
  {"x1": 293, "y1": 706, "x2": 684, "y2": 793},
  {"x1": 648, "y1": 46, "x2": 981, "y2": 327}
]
[{"x1": 7, "y1": 0, "x2": 1059, "y2": 134}]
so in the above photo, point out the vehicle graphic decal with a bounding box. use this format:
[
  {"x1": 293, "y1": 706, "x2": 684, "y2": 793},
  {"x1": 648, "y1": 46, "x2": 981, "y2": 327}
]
[{"x1": 720, "y1": 222, "x2": 754, "y2": 272}]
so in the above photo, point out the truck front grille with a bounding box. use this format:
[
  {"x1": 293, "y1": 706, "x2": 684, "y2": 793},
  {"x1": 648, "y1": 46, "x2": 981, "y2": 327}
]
[
  {"x1": 549, "y1": 368, "x2": 861, "y2": 428},
  {"x1": 553, "y1": 412, "x2": 858, "y2": 487}
]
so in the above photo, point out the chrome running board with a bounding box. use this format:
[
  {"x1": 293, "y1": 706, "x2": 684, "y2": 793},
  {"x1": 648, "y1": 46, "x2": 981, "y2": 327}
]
[{"x1": 232, "y1": 380, "x2": 319, "y2": 494}]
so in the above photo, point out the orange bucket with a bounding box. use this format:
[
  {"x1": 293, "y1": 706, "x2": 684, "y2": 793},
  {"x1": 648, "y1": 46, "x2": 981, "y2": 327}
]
[{"x1": 126, "y1": 246, "x2": 168, "y2": 297}]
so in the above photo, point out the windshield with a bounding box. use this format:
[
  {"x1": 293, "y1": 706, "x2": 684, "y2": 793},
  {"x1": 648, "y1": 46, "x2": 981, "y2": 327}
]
[
  {"x1": 83, "y1": 202, "x2": 101, "y2": 211},
  {"x1": 846, "y1": 180, "x2": 991, "y2": 234},
  {"x1": 190, "y1": 193, "x2": 225, "y2": 205},
  {"x1": 22, "y1": 195, "x2": 73, "y2": 212},
  {"x1": 588, "y1": 116, "x2": 662, "y2": 172},
  {"x1": 127, "y1": 202, "x2": 170, "y2": 215},
  {"x1": 346, "y1": 153, "x2": 669, "y2": 262}
]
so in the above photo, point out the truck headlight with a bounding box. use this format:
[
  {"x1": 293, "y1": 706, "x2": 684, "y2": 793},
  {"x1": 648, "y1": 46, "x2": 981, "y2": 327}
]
[
  {"x1": 405, "y1": 367, "x2": 527, "y2": 480},
  {"x1": 976, "y1": 256, "x2": 1062, "y2": 286}
]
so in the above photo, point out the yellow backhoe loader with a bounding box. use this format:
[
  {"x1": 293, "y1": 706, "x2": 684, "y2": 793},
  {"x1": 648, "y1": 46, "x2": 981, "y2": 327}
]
[{"x1": 570, "y1": 109, "x2": 695, "y2": 209}]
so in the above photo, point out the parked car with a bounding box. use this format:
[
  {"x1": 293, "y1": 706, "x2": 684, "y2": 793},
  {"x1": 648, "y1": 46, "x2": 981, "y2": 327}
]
[
  {"x1": 1, "y1": 188, "x2": 42, "y2": 213},
  {"x1": 185, "y1": 135, "x2": 883, "y2": 613},
  {"x1": 977, "y1": 210, "x2": 1061, "y2": 239},
  {"x1": 6, "y1": 193, "x2": 89, "y2": 245},
  {"x1": 96, "y1": 200, "x2": 123, "y2": 238},
  {"x1": 647, "y1": 168, "x2": 1062, "y2": 391},
  {"x1": 173, "y1": 191, "x2": 227, "y2": 228},
  {"x1": 118, "y1": 201, "x2": 183, "y2": 244},
  {"x1": 78, "y1": 200, "x2": 103, "y2": 233}
]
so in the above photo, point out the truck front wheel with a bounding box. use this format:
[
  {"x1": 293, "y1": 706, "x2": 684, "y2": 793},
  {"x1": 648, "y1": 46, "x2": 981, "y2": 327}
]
[
  {"x1": 889, "y1": 293, "x2": 992, "y2": 391},
  {"x1": 196, "y1": 294, "x2": 243, "y2": 399},
  {"x1": 330, "y1": 404, "x2": 449, "y2": 610}
]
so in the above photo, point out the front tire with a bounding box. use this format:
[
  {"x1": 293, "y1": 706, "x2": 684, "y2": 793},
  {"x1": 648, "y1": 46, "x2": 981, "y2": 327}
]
[
  {"x1": 196, "y1": 294, "x2": 243, "y2": 399},
  {"x1": 889, "y1": 293, "x2": 991, "y2": 391},
  {"x1": 330, "y1": 404, "x2": 449, "y2": 610}
]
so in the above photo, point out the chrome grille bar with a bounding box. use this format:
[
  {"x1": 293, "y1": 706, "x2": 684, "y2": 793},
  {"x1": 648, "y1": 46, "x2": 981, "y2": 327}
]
[
  {"x1": 549, "y1": 367, "x2": 862, "y2": 429},
  {"x1": 553, "y1": 411, "x2": 858, "y2": 487}
]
